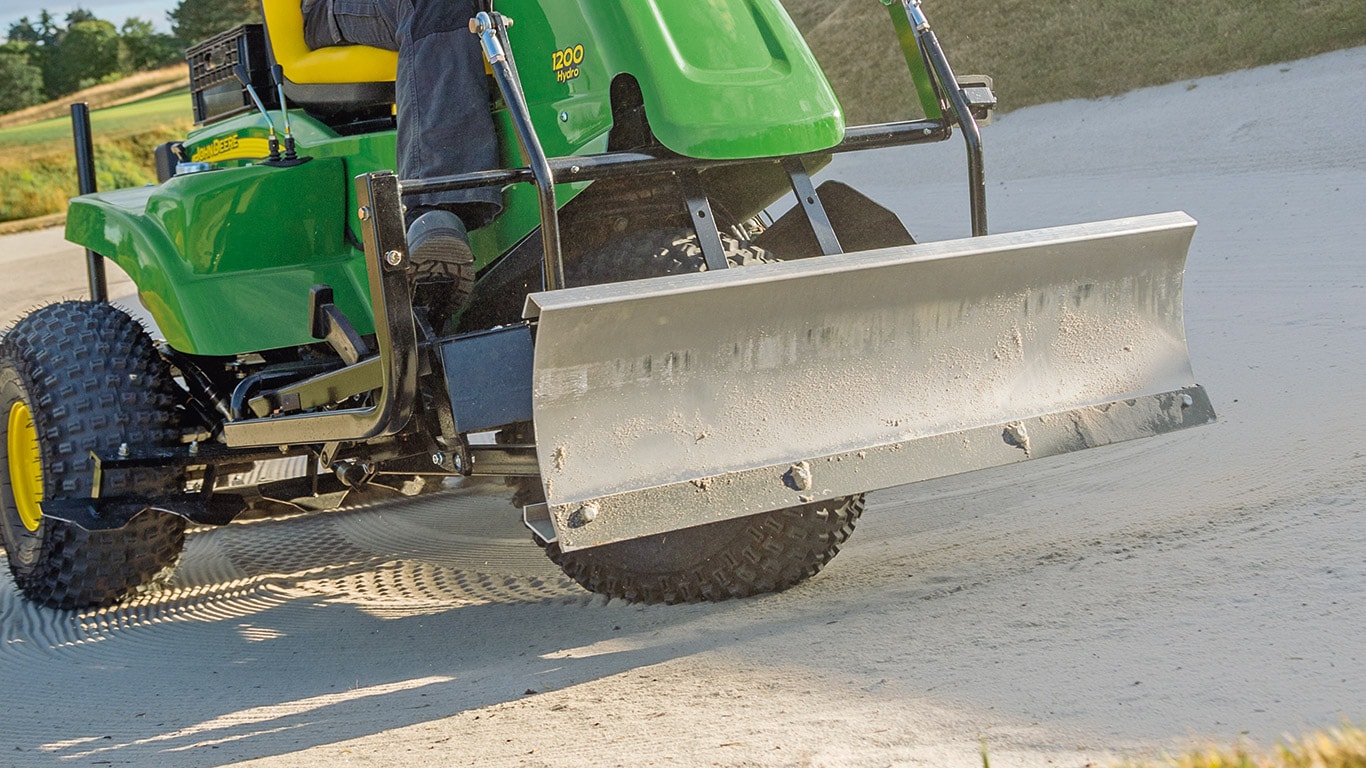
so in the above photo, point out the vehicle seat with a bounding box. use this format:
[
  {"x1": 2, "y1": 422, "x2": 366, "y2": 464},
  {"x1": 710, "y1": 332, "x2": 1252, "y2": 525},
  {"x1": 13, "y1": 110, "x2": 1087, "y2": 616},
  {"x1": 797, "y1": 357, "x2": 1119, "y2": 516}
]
[{"x1": 260, "y1": 0, "x2": 397, "y2": 120}]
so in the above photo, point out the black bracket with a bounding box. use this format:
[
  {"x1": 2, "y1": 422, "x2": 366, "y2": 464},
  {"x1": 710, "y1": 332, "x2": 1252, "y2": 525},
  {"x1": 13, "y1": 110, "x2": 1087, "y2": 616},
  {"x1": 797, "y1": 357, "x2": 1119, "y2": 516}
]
[
  {"x1": 782, "y1": 157, "x2": 843, "y2": 256},
  {"x1": 221, "y1": 171, "x2": 418, "y2": 448},
  {"x1": 309, "y1": 285, "x2": 370, "y2": 365},
  {"x1": 677, "y1": 169, "x2": 730, "y2": 272},
  {"x1": 70, "y1": 103, "x2": 108, "y2": 303}
]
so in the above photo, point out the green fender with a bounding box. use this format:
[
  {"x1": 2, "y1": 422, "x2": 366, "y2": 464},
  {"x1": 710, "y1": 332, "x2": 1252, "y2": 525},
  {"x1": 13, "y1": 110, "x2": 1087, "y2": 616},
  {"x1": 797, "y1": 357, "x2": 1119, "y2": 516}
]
[{"x1": 66, "y1": 158, "x2": 373, "y2": 356}]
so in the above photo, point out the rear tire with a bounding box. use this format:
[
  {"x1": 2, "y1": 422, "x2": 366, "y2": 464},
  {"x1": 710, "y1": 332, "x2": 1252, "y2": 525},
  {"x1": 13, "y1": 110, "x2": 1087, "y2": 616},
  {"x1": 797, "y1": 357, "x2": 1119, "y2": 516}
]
[
  {"x1": 542, "y1": 227, "x2": 861, "y2": 603},
  {"x1": 0, "y1": 302, "x2": 187, "y2": 609},
  {"x1": 548, "y1": 496, "x2": 864, "y2": 604}
]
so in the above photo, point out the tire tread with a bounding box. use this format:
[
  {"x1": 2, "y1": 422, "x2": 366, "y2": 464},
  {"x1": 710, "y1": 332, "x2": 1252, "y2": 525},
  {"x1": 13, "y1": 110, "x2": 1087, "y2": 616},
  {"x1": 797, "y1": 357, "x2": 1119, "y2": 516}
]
[
  {"x1": 547, "y1": 496, "x2": 863, "y2": 604},
  {"x1": 0, "y1": 301, "x2": 187, "y2": 609}
]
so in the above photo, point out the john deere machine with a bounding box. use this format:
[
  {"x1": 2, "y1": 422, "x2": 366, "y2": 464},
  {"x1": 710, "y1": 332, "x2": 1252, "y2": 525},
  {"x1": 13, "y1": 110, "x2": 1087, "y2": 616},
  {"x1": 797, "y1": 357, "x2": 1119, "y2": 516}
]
[{"x1": 0, "y1": 0, "x2": 1214, "y2": 609}]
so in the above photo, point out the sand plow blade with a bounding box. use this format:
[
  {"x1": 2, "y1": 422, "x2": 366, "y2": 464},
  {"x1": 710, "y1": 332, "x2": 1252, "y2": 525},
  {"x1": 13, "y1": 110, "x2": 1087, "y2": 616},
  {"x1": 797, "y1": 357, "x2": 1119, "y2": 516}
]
[{"x1": 523, "y1": 212, "x2": 1214, "y2": 551}]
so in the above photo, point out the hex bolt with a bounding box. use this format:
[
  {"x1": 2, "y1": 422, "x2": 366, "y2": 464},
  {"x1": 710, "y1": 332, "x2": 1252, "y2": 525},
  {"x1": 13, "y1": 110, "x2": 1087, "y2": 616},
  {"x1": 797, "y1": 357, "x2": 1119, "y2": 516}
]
[
  {"x1": 188, "y1": 440, "x2": 200, "y2": 457},
  {"x1": 577, "y1": 502, "x2": 599, "y2": 524},
  {"x1": 1181, "y1": 393, "x2": 1195, "y2": 408},
  {"x1": 789, "y1": 461, "x2": 813, "y2": 492},
  {"x1": 385, "y1": 249, "x2": 404, "y2": 267},
  {"x1": 358, "y1": 206, "x2": 371, "y2": 221},
  {"x1": 118, "y1": 442, "x2": 129, "y2": 458}
]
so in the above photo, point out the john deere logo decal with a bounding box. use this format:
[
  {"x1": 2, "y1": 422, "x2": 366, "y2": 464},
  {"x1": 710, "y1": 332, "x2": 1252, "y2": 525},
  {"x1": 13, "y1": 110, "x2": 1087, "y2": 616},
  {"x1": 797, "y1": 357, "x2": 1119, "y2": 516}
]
[{"x1": 190, "y1": 135, "x2": 273, "y2": 163}]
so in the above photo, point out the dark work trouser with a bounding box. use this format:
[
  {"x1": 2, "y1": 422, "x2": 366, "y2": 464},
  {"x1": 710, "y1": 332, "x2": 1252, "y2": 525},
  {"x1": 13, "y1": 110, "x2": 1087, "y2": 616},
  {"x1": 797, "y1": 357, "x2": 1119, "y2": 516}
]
[{"x1": 304, "y1": 0, "x2": 502, "y2": 227}]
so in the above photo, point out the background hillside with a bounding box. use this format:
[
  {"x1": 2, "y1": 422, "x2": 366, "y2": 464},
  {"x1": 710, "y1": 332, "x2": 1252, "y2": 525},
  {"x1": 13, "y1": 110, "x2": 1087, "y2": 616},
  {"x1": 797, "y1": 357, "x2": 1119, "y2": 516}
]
[
  {"x1": 1, "y1": 0, "x2": 1365, "y2": 225},
  {"x1": 797, "y1": 0, "x2": 1366, "y2": 123}
]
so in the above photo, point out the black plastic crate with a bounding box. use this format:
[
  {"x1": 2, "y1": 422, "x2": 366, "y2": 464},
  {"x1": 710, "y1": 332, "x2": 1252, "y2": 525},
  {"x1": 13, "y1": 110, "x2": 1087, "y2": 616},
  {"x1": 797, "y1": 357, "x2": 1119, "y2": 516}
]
[{"x1": 188, "y1": 24, "x2": 277, "y2": 125}]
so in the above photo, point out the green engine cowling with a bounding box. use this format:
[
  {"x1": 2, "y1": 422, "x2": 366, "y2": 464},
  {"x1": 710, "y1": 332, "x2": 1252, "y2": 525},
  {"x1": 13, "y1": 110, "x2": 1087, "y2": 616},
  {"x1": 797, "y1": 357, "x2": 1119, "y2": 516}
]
[{"x1": 64, "y1": 0, "x2": 843, "y2": 357}]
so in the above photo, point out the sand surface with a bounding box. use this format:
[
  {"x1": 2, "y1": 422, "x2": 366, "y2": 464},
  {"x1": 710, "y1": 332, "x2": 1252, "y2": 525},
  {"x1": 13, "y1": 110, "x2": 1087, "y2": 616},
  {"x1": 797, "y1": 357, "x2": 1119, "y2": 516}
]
[{"x1": 1, "y1": 49, "x2": 1362, "y2": 766}]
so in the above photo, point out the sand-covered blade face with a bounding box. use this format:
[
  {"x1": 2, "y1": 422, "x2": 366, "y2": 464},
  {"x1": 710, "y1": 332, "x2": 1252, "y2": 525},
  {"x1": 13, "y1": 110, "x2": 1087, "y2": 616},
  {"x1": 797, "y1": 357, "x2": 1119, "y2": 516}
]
[{"x1": 524, "y1": 212, "x2": 1214, "y2": 551}]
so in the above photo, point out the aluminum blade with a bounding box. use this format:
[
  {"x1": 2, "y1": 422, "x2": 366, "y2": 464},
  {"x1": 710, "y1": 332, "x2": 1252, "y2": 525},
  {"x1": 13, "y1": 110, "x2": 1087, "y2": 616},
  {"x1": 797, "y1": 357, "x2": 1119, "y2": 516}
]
[{"x1": 525, "y1": 212, "x2": 1211, "y2": 550}]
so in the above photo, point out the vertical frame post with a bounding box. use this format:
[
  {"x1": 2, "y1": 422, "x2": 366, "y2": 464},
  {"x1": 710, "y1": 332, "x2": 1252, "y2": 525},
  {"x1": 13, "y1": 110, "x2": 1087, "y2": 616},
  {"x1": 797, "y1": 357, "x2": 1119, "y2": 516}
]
[
  {"x1": 474, "y1": 12, "x2": 564, "y2": 291},
  {"x1": 70, "y1": 103, "x2": 108, "y2": 301},
  {"x1": 900, "y1": 1, "x2": 988, "y2": 237}
]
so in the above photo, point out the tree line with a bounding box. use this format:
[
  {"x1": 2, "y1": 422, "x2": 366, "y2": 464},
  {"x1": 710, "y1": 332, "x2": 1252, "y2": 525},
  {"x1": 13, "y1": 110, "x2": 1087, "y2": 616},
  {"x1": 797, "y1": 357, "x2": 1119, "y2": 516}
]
[{"x1": 0, "y1": 0, "x2": 260, "y2": 115}]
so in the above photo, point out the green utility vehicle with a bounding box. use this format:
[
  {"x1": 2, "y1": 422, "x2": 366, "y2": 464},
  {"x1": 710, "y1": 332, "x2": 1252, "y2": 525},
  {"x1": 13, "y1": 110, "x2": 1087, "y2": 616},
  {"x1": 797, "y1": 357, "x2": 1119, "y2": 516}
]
[{"x1": 0, "y1": 0, "x2": 1214, "y2": 608}]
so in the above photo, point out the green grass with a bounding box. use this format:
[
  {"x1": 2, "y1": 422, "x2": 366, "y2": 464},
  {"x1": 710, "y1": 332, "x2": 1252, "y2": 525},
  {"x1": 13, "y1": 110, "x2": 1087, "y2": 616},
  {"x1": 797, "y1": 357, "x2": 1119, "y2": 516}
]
[
  {"x1": 0, "y1": 89, "x2": 193, "y2": 148},
  {"x1": 0, "y1": 88, "x2": 192, "y2": 222},
  {"x1": 1121, "y1": 724, "x2": 1366, "y2": 768}
]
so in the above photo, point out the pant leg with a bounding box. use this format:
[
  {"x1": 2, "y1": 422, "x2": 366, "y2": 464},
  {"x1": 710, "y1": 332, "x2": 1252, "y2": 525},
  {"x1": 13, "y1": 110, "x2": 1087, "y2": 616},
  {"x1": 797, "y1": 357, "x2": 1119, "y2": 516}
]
[
  {"x1": 304, "y1": 0, "x2": 398, "y2": 50},
  {"x1": 394, "y1": 0, "x2": 502, "y2": 227}
]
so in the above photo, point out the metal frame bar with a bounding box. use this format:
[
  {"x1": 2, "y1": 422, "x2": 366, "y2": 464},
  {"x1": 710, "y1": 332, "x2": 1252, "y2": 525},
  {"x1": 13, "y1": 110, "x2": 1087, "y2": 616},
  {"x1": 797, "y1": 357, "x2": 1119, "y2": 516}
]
[
  {"x1": 466, "y1": 445, "x2": 539, "y2": 476},
  {"x1": 221, "y1": 172, "x2": 418, "y2": 448},
  {"x1": 246, "y1": 357, "x2": 382, "y2": 418},
  {"x1": 782, "y1": 156, "x2": 843, "y2": 255},
  {"x1": 900, "y1": 0, "x2": 987, "y2": 236},
  {"x1": 70, "y1": 103, "x2": 109, "y2": 302},
  {"x1": 677, "y1": 169, "x2": 730, "y2": 271},
  {"x1": 474, "y1": 11, "x2": 564, "y2": 291},
  {"x1": 401, "y1": 118, "x2": 954, "y2": 198}
]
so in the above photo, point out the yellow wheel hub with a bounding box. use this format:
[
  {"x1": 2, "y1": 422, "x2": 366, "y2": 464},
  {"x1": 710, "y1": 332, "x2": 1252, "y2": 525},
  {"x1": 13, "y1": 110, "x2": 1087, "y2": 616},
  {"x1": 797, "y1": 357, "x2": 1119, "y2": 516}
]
[{"x1": 7, "y1": 400, "x2": 43, "y2": 532}]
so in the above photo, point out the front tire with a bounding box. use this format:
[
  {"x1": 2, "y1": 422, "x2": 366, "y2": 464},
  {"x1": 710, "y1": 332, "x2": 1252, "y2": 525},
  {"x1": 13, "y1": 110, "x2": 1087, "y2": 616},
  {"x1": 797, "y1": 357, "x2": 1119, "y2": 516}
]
[
  {"x1": 548, "y1": 496, "x2": 864, "y2": 604},
  {"x1": 0, "y1": 302, "x2": 187, "y2": 609},
  {"x1": 541, "y1": 227, "x2": 862, "y2": 603},
  {"x1": 564, "y1": 226, "x2": 768, "y2": 287}
]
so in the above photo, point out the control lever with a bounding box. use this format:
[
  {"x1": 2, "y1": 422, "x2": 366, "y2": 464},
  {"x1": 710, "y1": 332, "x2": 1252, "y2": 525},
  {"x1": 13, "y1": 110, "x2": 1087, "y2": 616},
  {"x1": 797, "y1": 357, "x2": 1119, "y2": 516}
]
[
  {"x1": 233, "y1": 64, "x2": 281, "y2": 162},
  {"x1": 270, "y1": 64, "x2": 298, "y2": 161}
]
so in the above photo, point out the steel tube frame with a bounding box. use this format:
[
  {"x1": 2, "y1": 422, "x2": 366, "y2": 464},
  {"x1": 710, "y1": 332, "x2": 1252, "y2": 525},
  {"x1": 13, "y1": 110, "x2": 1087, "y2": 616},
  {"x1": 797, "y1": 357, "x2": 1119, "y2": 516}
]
[
  {"x1": 782, "y1": 156, "x2": 843, "y2": 255},
  {"x1": 474, "y1": 12, "x2": 564, "y2": 291},
  {"x1": 400, "y1": 118, "x2": 954, "y2": 198},
  {"x1": 901, "y1": 0, "x2": 987, "y2": 236}
]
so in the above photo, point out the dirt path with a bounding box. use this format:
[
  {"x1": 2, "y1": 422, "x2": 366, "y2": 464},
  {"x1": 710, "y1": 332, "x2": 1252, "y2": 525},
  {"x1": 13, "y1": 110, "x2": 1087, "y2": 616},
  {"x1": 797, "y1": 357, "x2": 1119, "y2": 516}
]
[
  {"x1": 0, "y1": 49, "x2": 1362, "y2": 767},
  {"x1": 0, "y1": 227, "x2": 138, "y2": 329}
]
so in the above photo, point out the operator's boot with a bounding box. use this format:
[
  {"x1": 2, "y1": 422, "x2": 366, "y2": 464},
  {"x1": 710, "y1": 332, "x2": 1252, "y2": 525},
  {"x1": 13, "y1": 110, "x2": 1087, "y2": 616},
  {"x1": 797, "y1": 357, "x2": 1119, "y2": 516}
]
[{"x1": 406, "y1": 209, "x2": 476, "y2": 330}]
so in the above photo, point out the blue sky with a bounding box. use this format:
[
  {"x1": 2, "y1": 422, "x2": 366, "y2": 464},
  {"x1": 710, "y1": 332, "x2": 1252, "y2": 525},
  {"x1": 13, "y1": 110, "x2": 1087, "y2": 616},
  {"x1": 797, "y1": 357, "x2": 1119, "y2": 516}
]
[{"x1": 2, "y1": 0, "x2": 178, "y2": 32}]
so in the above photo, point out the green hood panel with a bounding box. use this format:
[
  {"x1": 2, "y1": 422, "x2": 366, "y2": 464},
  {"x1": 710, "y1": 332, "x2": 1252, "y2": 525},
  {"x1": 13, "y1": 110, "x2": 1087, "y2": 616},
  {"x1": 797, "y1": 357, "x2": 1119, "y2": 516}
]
[
  {"x1": 622, "y1": 0, "x2": 844, "y2": 157},
  {"x1": 505, "y1": 0, "x2": 844, "y2": 159}
]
